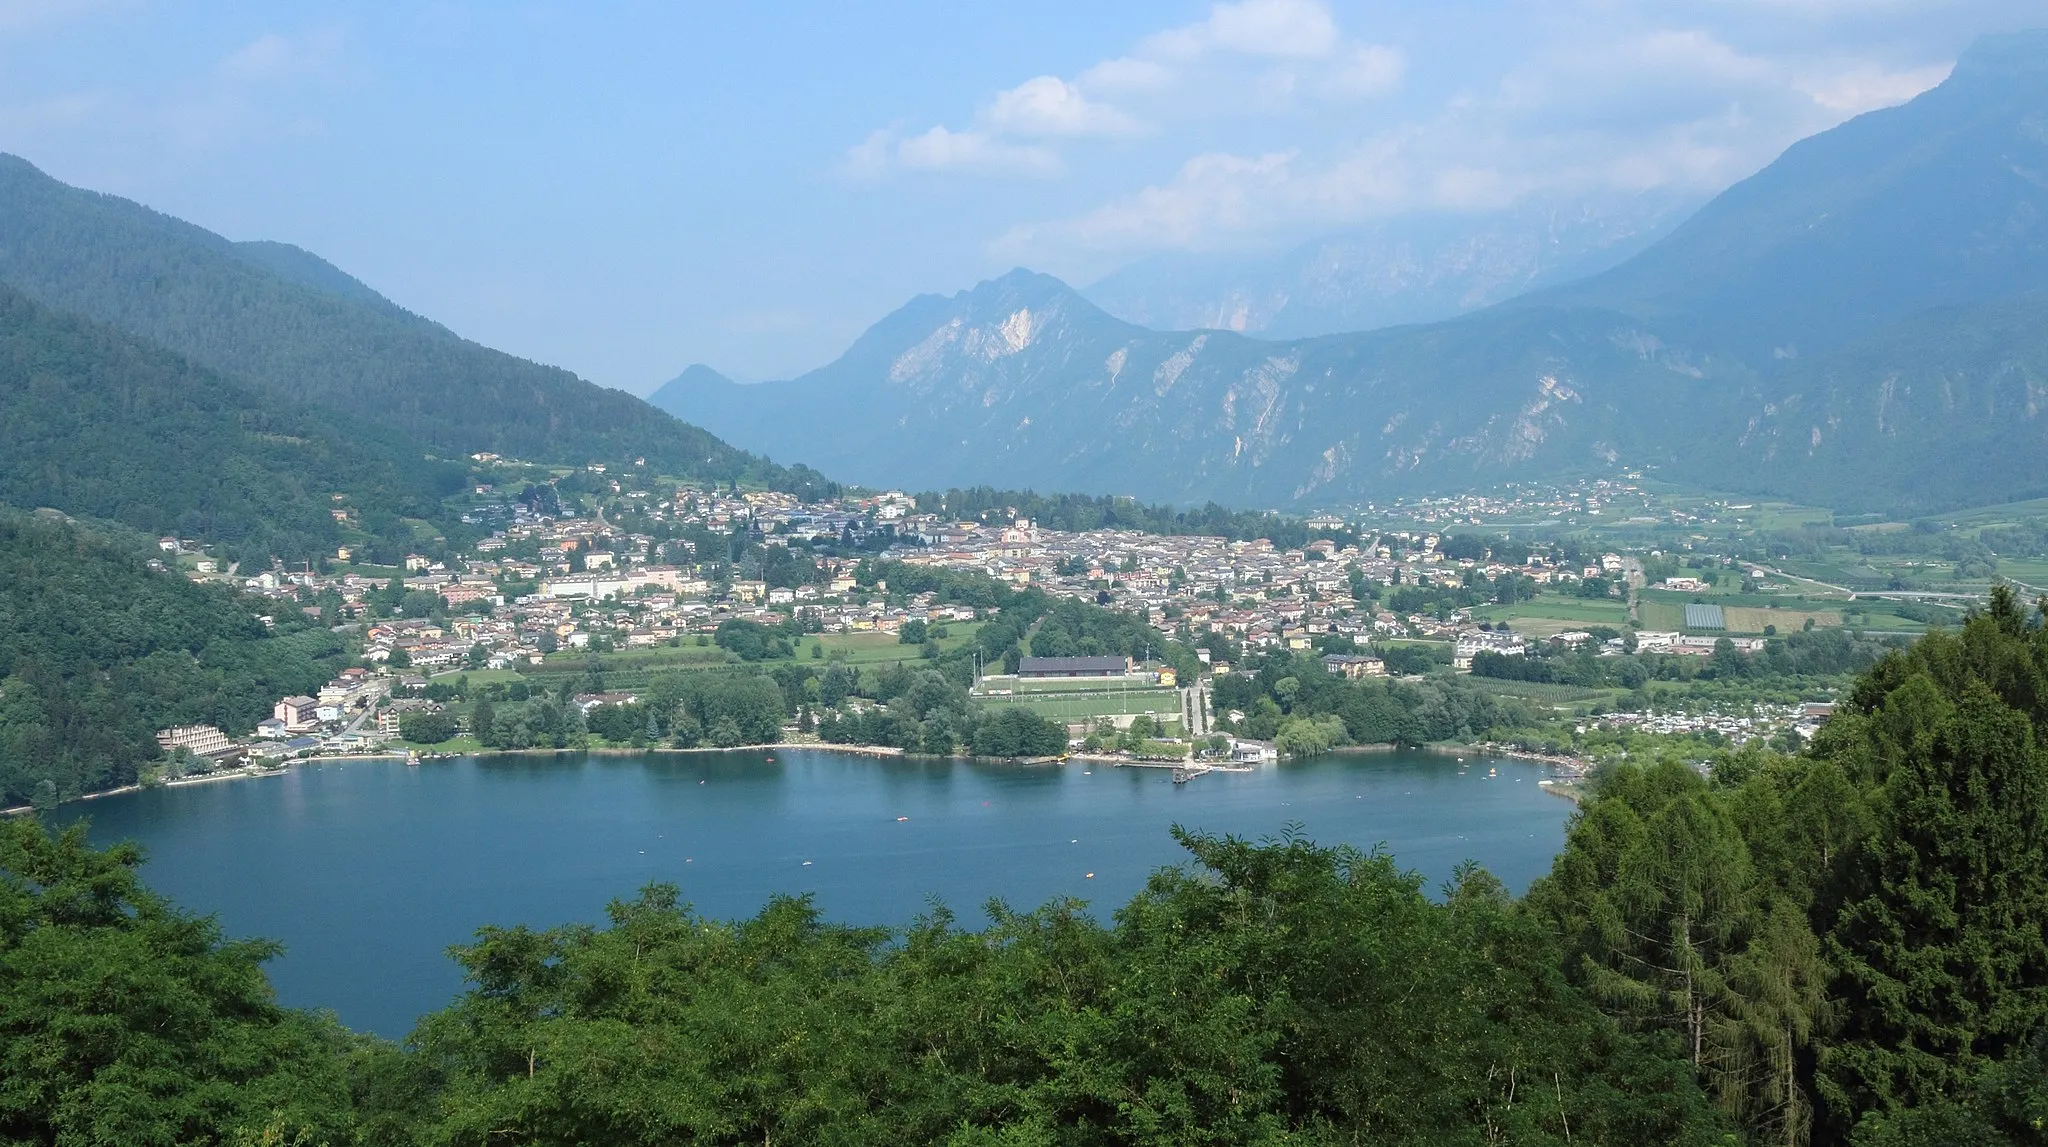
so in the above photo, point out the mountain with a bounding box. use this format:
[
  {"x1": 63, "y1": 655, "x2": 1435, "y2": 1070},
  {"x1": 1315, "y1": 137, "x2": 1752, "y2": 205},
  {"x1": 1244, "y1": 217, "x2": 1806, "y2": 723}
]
[
  {"x1": 652, "y1": 362, "x2": 738, "y2": 394},
  {"x1": 1528, "y1": 31, "x2": 2048, "y2": 359},
  {"x1": 656, "y1": 31, "x2": 2048, "y2": 514},
  {"x1": 1082, "y1": 191, "x2": 1697, "y2": 338},
  {"x1": 0, "y1": 155, "x2": 831, "y2": 496},
  {"x1": 654, "y1": 269, "x2": 1709, "y2": 501},
  {"x1": 0, "y1": 282, "x2": 468, "y2": 565}
]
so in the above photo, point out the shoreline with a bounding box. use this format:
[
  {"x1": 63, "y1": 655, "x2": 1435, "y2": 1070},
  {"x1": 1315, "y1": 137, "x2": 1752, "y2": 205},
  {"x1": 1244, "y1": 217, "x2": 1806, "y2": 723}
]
[
  {"x1": 1425, "y1": 741, "x2": 1589, "y2": 774},
  {"x1": 9, "y1": 738, "x2": 1588, "y2": 817}
]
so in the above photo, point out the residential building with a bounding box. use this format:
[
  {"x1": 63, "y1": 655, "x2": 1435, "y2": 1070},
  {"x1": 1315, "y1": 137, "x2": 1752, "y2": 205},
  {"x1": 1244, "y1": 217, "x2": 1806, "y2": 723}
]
[{"x1": 155, "y1": 725, "x2": 233, "y2": 758}]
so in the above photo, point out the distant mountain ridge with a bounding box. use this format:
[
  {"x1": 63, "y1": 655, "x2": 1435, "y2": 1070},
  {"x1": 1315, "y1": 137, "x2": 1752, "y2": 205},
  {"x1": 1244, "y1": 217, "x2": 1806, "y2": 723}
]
[
  {"x1": 653, "y1": 30, "x2": 2048, "y2": 514},
  {"x1": 0, "y1": 155, "x2": 831, "y2": 496},
  {"x1": 1082, "y1": 190, "x2": 1698, "y2": 338}
]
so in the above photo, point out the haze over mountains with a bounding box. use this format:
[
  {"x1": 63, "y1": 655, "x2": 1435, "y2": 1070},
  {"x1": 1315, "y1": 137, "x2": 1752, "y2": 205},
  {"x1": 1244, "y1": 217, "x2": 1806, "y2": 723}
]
[
  {"x1": 1081, "y1": 190, "x2": 1701, "y2": 339},
  {"x1": 654, "y1": 30, "x2": 2048, "y2": 516}
]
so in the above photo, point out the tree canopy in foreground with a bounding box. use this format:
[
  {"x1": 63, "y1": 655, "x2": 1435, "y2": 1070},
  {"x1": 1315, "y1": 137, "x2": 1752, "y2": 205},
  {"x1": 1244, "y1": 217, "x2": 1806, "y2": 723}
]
[{"x1": 10, "y1": 589, "x2": 2048, "y2": 1144}]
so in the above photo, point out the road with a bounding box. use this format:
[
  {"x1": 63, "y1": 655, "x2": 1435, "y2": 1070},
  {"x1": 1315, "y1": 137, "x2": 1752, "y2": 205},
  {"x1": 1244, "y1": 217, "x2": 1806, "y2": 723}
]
[{"x1": 1621, "y1": 557, "x2": 1645, "y2": 625}]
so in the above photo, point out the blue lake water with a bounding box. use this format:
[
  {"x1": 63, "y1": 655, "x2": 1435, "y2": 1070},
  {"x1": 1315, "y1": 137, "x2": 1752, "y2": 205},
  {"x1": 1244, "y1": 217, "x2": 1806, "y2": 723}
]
[{"x1": 55, "y1": 747, "x2": 1572, "y2": 1036}]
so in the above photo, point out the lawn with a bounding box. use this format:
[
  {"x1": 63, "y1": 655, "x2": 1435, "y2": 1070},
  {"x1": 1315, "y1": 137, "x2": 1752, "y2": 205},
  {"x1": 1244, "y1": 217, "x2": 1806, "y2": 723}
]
[
  {"x1": 981, "y1": 690, "x2": 1186, "y2": 724},
  {"x1": 431, "y1": 667, "x2": 525, "y2": 686},
  {"x1": 1721, "y1": 607, "x2": 1840, "y2": 634},
  {"x1": 532, "y1": 645, "x2": 734, "y2": 672},
  {"x1": 809, "y1": 632, "x2": 925, "y2": 665},
  {"x1": 1476, "y1": 594, "x2": 1627, "y2": 636},
  {"x1": 1000, "y1": 675, "x2": 1162, "y2": 694},
  {"x1": 1638, "y1": 601, "x2": 1688, "y2": 631},
  {"x1": 1988, "y1": 559, "x2": 2048, "y2": 589},
  {"x1": 808, "y1": 622, "x2": 985, "y2": 666}
]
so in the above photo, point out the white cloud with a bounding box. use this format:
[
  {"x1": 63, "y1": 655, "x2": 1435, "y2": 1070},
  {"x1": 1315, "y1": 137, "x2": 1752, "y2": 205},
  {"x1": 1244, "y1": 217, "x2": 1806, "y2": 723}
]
[
  {"x1": 894, "y1": 126, "x2": 1061, "y2": 175},
  {"x1": 1798, "y1": 62, "x2": 1950, "y2": 112},
  {"x1": 156, "y1": 26, "x2": 352, "y2": 149},
  {"x1": 995, "y1": 150, "x2": 1304, "y2": 253},
  {"x1": 1322, "y1": 44, "x2": 1405, "y2": 97},
  {"x1": 217, "y1": 26, "x2": 346, "y2": 83},
  {"x1": 1143, "y1": 0, "x2": 1342, "y2": 61},
  {"x1": 1078, "y1": 56, "x2": 1175, "y2": 93},
  {"x1": 986, "y1": 76, "x2": 1142, "y2": 137},
  {"x1": 845, "y1": 0, "x2": 1398, "y2": 180}
]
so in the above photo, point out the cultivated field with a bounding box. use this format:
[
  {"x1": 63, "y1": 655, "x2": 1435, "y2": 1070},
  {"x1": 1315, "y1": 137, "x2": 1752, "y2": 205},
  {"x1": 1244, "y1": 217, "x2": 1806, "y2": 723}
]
[{"x1": 1721, "y1": 607, "x2": 1840, "y2": 633}]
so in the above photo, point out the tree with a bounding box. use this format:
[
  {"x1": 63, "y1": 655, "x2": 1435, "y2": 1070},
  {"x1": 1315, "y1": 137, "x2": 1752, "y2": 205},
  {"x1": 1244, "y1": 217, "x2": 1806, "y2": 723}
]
[
  {"x1": 1819, "y1": 680, "x2": 2048, "y2": 1128},
  {"x1": 399, "y1": 711, "x2": 457, "y2": 744},
  {"x1": 1531, "y1": 762, "x2": 1770, "y2": 1121},
  {"x1": 0, "y1": 819, "x2": 357, "y2": 1144},
  {"x1": 471, "y1": 698, "x2": 496, "y2": 746},
  {"x1": 707, "y1": 715, "x2": 744, "y2": 747},
  {"x1": 919, "y1": 714, "x2": 955, "y2": 755}
]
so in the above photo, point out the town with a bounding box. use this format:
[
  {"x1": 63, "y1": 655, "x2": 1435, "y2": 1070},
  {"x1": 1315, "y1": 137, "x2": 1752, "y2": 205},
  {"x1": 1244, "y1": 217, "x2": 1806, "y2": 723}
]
[{"x1": 142, "y1": 462, "x2": 1860, "y2": 775}]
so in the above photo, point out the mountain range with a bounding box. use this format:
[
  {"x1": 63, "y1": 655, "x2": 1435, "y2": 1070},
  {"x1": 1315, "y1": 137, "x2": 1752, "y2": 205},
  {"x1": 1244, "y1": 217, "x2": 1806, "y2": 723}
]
[
  {"x1": 1081, "y1": 190, "x2": 1699, "y2": 339},
  {"x1": 653, "y1": 30, "x2": 2048, "y2": 515}
]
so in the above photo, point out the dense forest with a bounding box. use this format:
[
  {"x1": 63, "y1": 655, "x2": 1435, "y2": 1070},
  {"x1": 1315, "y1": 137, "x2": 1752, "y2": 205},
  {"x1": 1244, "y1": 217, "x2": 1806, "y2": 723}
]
[
  {"x1": 0, "y1": 511, "x2": 344, "y2": 807},
  {"x1": 0, "y1": 154, "x2": 834, "y2": 499},
  {"x1": 0, "y1": 285, "x2": 471, "y2": 567},
  {"x1": 13, "y1": 593, "x2": 2048, "y2": 1142}
]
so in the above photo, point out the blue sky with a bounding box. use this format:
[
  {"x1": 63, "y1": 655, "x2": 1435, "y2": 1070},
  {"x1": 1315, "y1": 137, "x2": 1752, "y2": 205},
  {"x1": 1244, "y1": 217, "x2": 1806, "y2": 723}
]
[{"x1": 2, "y1": 1, "x2": 2045, "y2": 389}]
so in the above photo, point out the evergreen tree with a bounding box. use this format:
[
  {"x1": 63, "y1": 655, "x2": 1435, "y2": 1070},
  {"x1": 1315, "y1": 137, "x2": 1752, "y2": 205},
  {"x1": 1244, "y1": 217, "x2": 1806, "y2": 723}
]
[
  {"x1": 1819, "y1": 681, "x2": 2048, "y2": 1128},
  {"x1": 471, "y1": 698, "x2": 497, "y2": 747}
]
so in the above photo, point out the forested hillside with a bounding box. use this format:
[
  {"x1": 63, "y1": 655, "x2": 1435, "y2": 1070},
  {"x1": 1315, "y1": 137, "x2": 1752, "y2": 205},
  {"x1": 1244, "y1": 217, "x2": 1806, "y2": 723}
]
[
  {"x1": 0, "y1": 511, "x2": 344, "y2": 807},
  {"x1": 0, "y1": 284, "x2": 468, "y2": 566},
  {"x1": 14, "y1": 595, "x2": 2048, "y2": 1142},
  {"x1": 0, "y1": 154, "x2": 834, "y2": 498}
]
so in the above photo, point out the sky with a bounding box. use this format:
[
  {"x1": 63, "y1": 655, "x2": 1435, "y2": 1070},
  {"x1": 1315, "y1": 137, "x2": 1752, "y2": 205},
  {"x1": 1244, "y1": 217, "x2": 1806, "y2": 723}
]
[{"x1": 2, "y1": 1, "x2": 2045, "y2": 390}]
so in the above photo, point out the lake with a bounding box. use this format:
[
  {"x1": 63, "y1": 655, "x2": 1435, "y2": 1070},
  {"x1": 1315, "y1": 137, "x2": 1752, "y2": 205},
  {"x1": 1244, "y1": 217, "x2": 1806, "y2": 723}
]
[{"x1": 55, "y1": 747, "x2": 1573, "y2": 1036}]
